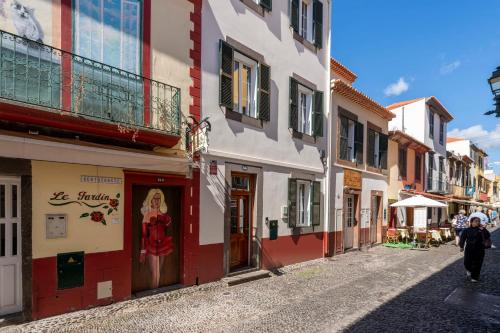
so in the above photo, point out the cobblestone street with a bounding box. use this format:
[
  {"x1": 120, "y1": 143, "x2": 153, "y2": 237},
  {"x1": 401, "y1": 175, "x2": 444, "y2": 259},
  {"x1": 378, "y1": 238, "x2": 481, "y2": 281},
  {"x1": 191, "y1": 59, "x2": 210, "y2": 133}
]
[{"x1": 2, "y1": 229, "x2": 500, "y2": 333}]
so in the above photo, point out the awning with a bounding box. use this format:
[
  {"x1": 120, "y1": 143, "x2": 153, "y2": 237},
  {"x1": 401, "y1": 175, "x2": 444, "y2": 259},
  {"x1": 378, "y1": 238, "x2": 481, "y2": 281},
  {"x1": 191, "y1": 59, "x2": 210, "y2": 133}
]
[
  {"x1": 400, "y1": 189, "x2": 448, "y2": 203},
  {"x1": 391, "y1": 195, "x2": 447, "y2": 208}
]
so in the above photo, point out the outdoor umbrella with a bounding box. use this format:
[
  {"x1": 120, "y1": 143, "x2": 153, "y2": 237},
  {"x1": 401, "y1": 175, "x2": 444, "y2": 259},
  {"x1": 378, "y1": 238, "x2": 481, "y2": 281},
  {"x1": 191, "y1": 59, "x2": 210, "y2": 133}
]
[
  {"x1": 468, "y1": 211, "x2": 489, "y2": 225},
  {"x1": 390, "y1": 195, "x2": 447, "y2": 208}
]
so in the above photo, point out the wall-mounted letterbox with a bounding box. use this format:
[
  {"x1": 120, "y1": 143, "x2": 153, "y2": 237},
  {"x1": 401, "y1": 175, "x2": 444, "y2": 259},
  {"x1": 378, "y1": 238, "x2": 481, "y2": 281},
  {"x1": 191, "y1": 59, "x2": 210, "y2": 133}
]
[
  {"x1": 269, "y1": 220, "x2": 278, "y2": 241},
  {"x1": 57, "y1": 251, "x2": 84, "y2": 289}
]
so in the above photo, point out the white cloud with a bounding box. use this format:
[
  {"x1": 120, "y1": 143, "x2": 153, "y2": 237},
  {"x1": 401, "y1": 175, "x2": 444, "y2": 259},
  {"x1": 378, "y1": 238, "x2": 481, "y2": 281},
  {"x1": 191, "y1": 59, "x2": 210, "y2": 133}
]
[
  {"x1": 448, "y1": 124, "x2": 500, "y2": 150},
  {"x1": 384, "y1": 77, "x2": 409, "y2": 97},
  {"x1": 440, "y1": 60, "x2": 461, "y2": 75}
]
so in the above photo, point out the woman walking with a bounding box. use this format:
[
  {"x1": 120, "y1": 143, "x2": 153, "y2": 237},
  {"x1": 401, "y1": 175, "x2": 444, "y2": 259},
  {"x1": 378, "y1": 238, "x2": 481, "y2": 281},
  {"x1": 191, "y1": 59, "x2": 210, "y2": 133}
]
[
  {"x1": 459, "y1": 216, "x2": 491, "y2": 282},
  {"x1": 453, "y1": 209, "x2": 468, "y2": 246}
]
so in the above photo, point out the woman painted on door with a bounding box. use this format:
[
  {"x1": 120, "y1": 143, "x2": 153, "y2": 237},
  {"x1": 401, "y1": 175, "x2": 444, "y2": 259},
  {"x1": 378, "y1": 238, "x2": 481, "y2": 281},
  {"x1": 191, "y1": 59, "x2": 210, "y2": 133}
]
[{"x1": 139, "y1": 188, "x2": 173, "y2": 289}]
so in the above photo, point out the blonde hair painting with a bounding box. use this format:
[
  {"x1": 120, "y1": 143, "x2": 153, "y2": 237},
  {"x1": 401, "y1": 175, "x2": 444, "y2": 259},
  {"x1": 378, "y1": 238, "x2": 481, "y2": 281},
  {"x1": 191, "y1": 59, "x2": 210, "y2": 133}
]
[{"x1": 141, "y1": 188, "x2": 168, "y2": 215}]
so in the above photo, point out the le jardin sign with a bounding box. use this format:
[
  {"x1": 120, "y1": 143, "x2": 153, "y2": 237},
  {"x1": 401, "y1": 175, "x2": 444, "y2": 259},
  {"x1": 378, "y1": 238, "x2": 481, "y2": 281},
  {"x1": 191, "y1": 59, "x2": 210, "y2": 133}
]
[{"x1": 48, "y1": 191, "x2": 120, "y2": 225}]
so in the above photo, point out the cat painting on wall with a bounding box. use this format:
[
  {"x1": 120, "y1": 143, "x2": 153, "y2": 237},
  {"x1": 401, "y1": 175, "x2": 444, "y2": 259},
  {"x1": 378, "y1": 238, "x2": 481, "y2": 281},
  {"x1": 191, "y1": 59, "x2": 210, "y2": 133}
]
[{"x1": 9, "y1": 0, "x2": 44, "y2": 43}]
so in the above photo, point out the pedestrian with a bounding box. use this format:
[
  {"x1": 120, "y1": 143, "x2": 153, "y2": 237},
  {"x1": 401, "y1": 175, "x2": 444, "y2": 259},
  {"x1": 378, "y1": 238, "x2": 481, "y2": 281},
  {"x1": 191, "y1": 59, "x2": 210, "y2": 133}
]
[
  {"x1": 459, "y1": 216, "x2": 491, "y2": 282},
  {"x1": 452, "y1": 209, "x2": 468, "y2": 246}
]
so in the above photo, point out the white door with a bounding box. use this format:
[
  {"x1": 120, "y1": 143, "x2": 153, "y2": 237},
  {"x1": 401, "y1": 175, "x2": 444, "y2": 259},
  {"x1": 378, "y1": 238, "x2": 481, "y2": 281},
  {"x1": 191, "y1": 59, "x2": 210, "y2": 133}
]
[
  {"x1": 344, "y1": 195, "x2": 354, "y2": 250},
  {"x1": 0, "y1": 177, "x2": 22, "y2": 315}
]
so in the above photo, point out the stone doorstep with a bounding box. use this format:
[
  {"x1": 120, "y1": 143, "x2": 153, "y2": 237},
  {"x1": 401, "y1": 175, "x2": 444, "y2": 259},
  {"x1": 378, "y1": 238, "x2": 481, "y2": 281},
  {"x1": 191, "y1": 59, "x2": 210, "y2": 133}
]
[{"x1": 223, "y1": 270, "x2": 271, "y2": 286}]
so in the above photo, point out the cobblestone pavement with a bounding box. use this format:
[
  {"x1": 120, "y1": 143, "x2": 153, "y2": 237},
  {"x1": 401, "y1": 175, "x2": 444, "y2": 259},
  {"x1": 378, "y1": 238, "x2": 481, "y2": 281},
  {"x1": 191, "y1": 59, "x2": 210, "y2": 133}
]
[{"x1": 2, "y1": 228, "x2": 500, "y2": 333}]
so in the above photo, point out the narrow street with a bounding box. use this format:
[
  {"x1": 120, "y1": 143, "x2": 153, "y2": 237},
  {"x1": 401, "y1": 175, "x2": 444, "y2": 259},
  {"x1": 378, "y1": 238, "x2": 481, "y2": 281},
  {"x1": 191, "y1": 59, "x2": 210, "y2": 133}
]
[{"x1": 1, "y1": 228, "x2": 498, "y2": 333}]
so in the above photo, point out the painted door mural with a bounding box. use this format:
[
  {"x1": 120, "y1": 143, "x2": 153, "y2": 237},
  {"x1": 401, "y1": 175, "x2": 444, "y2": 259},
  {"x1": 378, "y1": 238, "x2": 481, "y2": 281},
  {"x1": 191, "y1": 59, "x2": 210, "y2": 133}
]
[
  {"x1": 370, "y1": 195, "x2": 381, "y2": 244},
  {"x1": 132, "y1": 186, "x2": 180, "y2": 293},
  {"x1": 344, "y1": 195, "x2": 355, "y2": 250},
  {"x1": 0, "y1": 177, "x2": 22, "y2": 315}
]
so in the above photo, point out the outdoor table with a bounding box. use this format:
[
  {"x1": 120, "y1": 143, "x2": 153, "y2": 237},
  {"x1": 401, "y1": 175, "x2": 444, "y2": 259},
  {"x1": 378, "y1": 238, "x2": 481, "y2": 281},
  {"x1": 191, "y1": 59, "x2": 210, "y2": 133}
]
[
  {"x1": 439, "y1": 228, "x2": 452, "y2": 240},
  {"x1": 429, "y1": 230, "x2": 442, "y2": 243},
  {"x1": 397, "y1": 228, "x2": 410, "y2": 242}
]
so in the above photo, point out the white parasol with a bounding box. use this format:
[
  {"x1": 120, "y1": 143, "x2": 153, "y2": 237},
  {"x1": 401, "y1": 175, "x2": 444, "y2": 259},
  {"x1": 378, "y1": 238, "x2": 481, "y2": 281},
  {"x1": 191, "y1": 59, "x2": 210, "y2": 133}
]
[{"x1": 390, "y1": 195, "x2": 447, "y2": 208}]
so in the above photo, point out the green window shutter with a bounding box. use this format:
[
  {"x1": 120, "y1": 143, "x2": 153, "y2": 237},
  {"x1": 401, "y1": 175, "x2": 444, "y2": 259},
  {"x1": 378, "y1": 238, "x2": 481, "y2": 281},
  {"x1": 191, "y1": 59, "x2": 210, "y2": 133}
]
[
  {"x1": 367, "y1": 129, "x2": 375, "y2": 167},
  {"x1": 260, "y1": 0, "x2": 272, "y2": 11},
  {"x1": 312, "y1": 90, "x2": 323, "y2": 137},
  {"x1": 288, "y1": 178, "x2": 297, "y2": 227},
  {"x1": 259, "y1": 63, "x2": 271, "y2": 121},
  {"x1": 311, "y1": 181, "x2": 321, "y2": 226},
  {"x1": 289, "y1": 77, "x2": 299, "y2": 131},
  {"x1": 313, "y1": 0, "x2": 323, "y2": 48},
  {"x1": 219, "y1": 40, "x2": 233, "y2": 109},
  {"x1": 291, "y1": 0, "x2": 300, "y2": 33},
  {"x1": 339, "y1": 116, "x2": 349, "y2": 160},
  {"x1": 354, "y1": 122, "x2": 364, "y2": 164},
  {"x1": 379, "y1": 133, "x2": 388, "y2": 169}
]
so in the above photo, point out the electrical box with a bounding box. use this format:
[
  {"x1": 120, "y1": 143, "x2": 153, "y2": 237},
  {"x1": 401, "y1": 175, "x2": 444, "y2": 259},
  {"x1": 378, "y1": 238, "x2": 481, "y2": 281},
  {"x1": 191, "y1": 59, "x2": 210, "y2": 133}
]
[
  {"x1": 269, "y1": 220, "x2": 278, "y2": 241},
  {"x1": 46, "y1": 214, "x2": 67, "y2": 239},
  {"x1": 57, "y1": 251, "x2": 84, "y2": 289}
]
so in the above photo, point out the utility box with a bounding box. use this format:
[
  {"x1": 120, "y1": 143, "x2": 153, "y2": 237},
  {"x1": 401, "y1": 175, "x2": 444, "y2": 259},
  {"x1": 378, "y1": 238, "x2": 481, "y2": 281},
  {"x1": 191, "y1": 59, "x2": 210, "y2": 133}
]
[
  {"x1": 57, "y1": 251, "x2": 84, "y2": 289},
  {"x1": 269, "y1": 220, "x2": 278, "y2": 241}
]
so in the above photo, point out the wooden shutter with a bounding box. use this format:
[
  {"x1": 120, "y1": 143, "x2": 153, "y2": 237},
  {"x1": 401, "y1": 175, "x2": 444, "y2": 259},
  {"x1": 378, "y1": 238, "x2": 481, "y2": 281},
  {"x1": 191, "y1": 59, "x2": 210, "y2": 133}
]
[
  {"x1": 288, "y1": 178, "x2": 297, "y2": 227},
  {"x1": 313, "y1": 0, "x2": 323, "y2": 48},
  {"x1": 312, "y1": 90, "x2": 323, "y2": 137},
  {"x1": 259, "y1": 63, "x2": 271, "y2": 121},
  {"x1": 367, "y1": 129, "x2": 375, "y2": 167},
  {"x1": 354, "y1": 122, "x2": 364, "y2": 164},
  {"x1": 311, "y1": 181, "x2": 321, "y2": 226},
  {"x1": 260, "y1": 0, "x2": 272, "y2": 11},
  {"x1": 339, "y1": 116, "x2": 349, "y2": 160},
  {"x1": 219, "y1": 40, "x2": 233, "y2": 109},
  {"x1": 291, "y1": 0, "x2": 300, "y2": 33},
  {"x1": 289, "y1": 77, "x2": 298, "y2": 131},
  {"x1": 379, "y1": 133, "x2": 388, "y2": 169}
]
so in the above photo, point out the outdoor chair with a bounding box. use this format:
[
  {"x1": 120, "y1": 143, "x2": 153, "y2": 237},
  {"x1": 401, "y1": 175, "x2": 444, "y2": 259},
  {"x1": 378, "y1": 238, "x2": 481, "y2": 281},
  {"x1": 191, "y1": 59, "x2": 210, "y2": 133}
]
[
  {"x1": 386, "y1": 228, "x2": 399, "y2": 244},
  {"x1": 414, "y1": 232, "x2": 431, "y2": 249}
]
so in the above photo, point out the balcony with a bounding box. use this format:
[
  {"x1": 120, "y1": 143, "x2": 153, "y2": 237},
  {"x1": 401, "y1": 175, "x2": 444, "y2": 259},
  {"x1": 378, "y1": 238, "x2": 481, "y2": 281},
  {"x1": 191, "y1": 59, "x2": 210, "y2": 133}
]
[
  {"x1": 479, "y1": 192, "x2": 489, "y2": 202},
  {"x1": 0, "y1": 30, "x2": 181, "y2": 147},
  {"x1": 450, "y1": 184, "x2": 465, "y2": 198},
  {"x1": 465, "y1": 186, "x2": 475, "y2": 197},
  {"x1": 426, "y1": 178, "x2": 450, "y2": 194}
]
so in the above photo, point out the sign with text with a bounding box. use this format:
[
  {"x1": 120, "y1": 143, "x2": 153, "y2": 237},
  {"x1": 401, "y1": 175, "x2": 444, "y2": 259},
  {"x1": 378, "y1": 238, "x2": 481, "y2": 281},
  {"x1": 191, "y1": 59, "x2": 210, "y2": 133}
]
[{"x1": 344, "y1": 169, "x2": 362, "y2": 190}]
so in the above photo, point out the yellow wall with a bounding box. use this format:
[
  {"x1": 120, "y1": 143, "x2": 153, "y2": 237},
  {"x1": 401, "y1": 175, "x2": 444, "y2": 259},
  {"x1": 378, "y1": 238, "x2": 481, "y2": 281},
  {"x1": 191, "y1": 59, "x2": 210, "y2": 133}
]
[
  {"x1": 32, "y1": 161, "x2": 124, "y2": 259},
  {"x1": 387, "y1": 139, "x2": 401, "y2": 200}
]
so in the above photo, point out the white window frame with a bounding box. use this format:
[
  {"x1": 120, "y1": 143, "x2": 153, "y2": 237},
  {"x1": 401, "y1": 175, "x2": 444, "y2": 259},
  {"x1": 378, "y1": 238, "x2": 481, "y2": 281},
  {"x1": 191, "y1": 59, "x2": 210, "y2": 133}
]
[
  {"x1": 299, "y1": 0, "x2": 314, "y2": 42},
  {"x1": 298, "y1": 85, "x2": 313, "y2": 135},
  {"x1": 296, "y1": 180, "x2": 311, "y2": 227},
  {"x1": 233, "y1": 51, "x2": 258, "y2": 119},
  {"x1": 74, "y1": 0, "x2": 141, "y2": 74}
]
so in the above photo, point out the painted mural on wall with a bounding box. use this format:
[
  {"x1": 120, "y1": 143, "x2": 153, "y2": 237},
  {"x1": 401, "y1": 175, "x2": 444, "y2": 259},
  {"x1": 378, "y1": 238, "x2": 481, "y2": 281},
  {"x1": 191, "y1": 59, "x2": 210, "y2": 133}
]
[
  {"x1": 48, "y1": 191, "x2": 120, "y2": 226},
  {"x1": 139, "y1": 188, "x2": 174, "y2": 289},
  {"x1": 0, "y1": 0, "x2": 51, "y2": 43}
]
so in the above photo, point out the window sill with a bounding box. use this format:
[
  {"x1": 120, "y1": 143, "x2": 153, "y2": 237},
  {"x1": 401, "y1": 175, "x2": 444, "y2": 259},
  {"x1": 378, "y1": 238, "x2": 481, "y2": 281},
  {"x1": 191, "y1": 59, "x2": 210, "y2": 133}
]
[
  {"x1": 367, "y1": 166, "x2": 388, "y2": 176},
  {"x1": 292, "y1": 130, "x2": 316, "y2": 144},
  {"x1": 240, "y1": 0, "x2": 265, "y2": 17},
  {"x1": 292, "y1": 31, "x2": 317, "y2": 53},
  {"x1": 225, "y1": 109, "x2": 263, "y2": 129},
  {"x1": 336, "y1": 158, "x2": 364, "y2": 170}
]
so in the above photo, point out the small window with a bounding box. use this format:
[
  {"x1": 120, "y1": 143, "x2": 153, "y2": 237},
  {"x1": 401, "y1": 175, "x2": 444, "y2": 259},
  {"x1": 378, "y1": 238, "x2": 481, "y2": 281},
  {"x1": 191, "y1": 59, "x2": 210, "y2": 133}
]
[
  {"x1": 415, "y1": 154, "x2": 422, "y2": 182},
  {"x1": 300, "y1": 1, "x2": 313, "y2": 41},
  {"x1": 298, "y1": 86, "x2": 313, "y2": 135},
  {"x1": 231, "y1": 175, "x2": 250, "y2": 191},
  {"x1": 428, "y1": 110, "x2": 434, "y2": 139},
  {"x1": 398, "y1": 146, "x2": 407, "y2": 178},
  {"x1": 339, "y1": 115, "x2": 363, "y2": 164},
  {"x1": 439, "y1": 118, "x2": 444, "y2": 145},
  {"x1": 296, "y1": 180, "x2": 311, "y2": 227},
  {"x1": 233, "y1": 52, "x2": 258, "y2": 118}
]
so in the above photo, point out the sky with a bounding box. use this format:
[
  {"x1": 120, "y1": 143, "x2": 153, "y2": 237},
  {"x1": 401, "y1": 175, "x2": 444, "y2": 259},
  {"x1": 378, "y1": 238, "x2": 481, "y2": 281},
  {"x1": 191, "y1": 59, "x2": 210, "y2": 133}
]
[{"x1": 331, "y1": 0, "x2": 500, "y2": 174}]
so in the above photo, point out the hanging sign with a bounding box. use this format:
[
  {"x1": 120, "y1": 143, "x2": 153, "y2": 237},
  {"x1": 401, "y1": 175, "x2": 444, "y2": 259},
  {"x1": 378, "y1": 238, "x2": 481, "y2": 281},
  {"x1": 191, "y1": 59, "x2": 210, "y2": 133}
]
[{"x1": 209, "y1": 160, "x2": 218, "y2": 175}]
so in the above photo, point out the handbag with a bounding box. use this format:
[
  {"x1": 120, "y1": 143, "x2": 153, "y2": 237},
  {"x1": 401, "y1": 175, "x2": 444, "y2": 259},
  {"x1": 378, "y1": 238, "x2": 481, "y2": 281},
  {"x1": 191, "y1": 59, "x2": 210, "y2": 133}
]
[{"x1": 482, "y1": 229, "x2": 492, "y2": 249}]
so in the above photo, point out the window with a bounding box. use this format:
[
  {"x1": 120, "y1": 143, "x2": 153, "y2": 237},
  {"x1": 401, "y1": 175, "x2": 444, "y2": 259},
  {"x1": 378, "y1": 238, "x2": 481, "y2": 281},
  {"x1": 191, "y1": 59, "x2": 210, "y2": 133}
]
[
  {"x1": 415, "y1": 154, "x2": 422, "y2": 182},
  {"x1": 439, "y1": 118, "x2": 444, "y2": 145},
  {"x1": 338, "y1": 114, "x2": 363, "y2": 164},
  {"x1": 288, "y1": 179, "x2": 320, "y2": 228},
  {"x1": 398, "y1": 146, "x2": 407, "y2": 178},
  {"x1": 233, "y1": 52, "x2": 258, "y2": 118},
  {"x1": 367, "y1": 129, "x2": 388, "y2": 169},
  {"x1": 74, "y1": 0, "x2": 142, "y2": 74},
  {"x1": 428, "y1": 110, "x2": 434, "y2": 139},
  {"x1": 250, "y1": 0, "x2": 272, "y2": 11},
  {"x1": 290, "y1": 0, "x2": 323, "y2": 48},
  {"x1": 289, "y1": 78, "x2": 323, "y2": 137},
  {"x1": 219, "y1": 41, "x2": 271, "y2": 122}
]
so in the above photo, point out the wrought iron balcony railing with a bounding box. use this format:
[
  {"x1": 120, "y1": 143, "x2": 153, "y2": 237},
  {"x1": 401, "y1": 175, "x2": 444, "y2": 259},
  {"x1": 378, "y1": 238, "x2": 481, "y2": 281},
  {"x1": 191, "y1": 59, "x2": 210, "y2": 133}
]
[
  {"x1": 426, "y1": 178, "x2": 450, "y2": 194},
  {"x1": 0, "y1": 30, "x2": 180, "y2": 136}
]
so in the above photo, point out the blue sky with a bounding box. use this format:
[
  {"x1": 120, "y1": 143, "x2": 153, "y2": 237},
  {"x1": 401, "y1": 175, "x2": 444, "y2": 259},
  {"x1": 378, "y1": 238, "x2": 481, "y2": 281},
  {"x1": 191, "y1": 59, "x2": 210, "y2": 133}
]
[{"x1": 331, "y1": 0, "x2": 500, "y2": 174}]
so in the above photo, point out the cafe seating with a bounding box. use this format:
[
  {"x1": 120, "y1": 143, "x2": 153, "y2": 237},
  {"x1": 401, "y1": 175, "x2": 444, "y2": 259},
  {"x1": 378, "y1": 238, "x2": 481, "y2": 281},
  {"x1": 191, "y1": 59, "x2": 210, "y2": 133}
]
[{"x1": 386, "y1": 228, "x2": 399, "y2": 243}]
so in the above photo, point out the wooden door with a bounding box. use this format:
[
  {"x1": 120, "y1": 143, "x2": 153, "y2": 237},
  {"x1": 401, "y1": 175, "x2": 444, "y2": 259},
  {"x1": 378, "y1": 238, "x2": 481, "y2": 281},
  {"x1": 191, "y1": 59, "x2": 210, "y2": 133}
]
[
  {"x1": 344, "y1": 195, "x2": 355, "y2": 250},
  {"x1": 230, "y1": 195, "x2": 250, "y2": 270},
  {"x1": 0, "y1": 178, "x2": 22, "y2": 315},
  {"x1": 406, "y1": 207, "x2": 414, "y2": 227},
  {"x1": 132, "y1": 186, "x2": 181, "y2": 293}
]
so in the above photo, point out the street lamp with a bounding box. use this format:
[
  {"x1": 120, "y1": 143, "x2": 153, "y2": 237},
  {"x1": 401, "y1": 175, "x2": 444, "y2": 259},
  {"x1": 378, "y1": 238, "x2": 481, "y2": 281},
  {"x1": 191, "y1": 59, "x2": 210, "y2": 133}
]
[{"x1": 485, "y1": 66, "x2": 500, "y2": 117}]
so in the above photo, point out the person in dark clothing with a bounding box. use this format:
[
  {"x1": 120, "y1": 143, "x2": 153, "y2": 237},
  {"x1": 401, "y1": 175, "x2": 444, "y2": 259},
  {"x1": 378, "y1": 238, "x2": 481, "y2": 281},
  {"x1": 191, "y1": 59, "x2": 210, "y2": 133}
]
[{"x1": 459, "y1": 217, "x2": 491, "y2": 282}]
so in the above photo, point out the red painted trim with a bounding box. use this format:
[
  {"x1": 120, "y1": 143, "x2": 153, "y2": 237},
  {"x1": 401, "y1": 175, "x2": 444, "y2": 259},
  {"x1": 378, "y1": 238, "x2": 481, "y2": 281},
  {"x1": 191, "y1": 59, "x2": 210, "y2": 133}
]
[
  {"x1": 261, "y1": 232, "x2": 324, "y2": 269},
  {"x1": 188, "y1": 0, "x2": 202, "y2": 122},
  {"x1": 0, "y1": 103, "x2": 180, "y2": 147},
  {"x1": 197, "y1": 243, "x2": 224, "y2": 283},
  {"x1": 143, "y1": 0, "x2": 152, "y2": 125}
]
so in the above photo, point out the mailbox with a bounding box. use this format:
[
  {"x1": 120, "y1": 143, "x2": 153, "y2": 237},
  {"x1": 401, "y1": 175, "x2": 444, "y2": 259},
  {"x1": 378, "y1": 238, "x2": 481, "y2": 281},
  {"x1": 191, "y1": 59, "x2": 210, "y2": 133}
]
[
  {"x1": 269, "y1": 219, "x2": 278, "y2": 241},
  {"x1": 57, "y1": 251, "x2": 84, "y2": 289}
]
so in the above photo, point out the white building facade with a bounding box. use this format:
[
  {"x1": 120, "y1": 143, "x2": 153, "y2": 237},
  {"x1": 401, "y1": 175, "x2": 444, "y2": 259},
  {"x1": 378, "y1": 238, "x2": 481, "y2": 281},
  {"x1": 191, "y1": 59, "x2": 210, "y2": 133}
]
[{"x1": 198, "y1": 0, "x2": 332, "y2": 282}]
